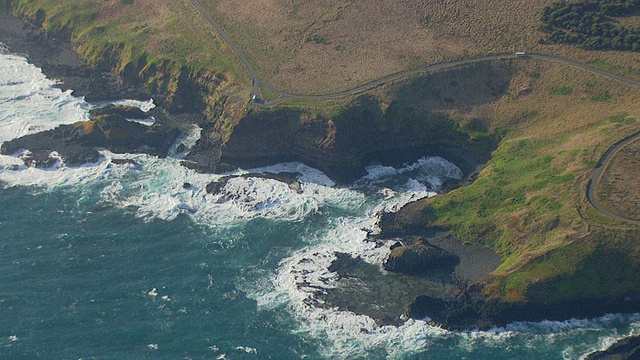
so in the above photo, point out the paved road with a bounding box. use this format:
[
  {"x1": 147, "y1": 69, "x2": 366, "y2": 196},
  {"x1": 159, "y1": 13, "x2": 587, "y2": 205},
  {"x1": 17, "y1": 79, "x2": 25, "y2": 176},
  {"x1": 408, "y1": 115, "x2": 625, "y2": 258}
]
[
  {"x1": 190, "y1": 0, "x2": 640, "y2": 224},
  {"x1": 189, "y1": 0, "x2": 263, "y2": 97},
  {"x1": 586, "y1": 132, "x2": 640, "y2": 226},
  {"x1": 189, "y1": 0, "x2": 640, "y2": 106}
]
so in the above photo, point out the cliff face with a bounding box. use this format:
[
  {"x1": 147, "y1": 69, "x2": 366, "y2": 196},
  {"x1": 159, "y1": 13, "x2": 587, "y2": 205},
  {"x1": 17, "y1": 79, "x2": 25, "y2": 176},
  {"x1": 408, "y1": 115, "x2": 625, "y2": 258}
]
[
  {"x1": 5, "y1": 0, "x2": 245, "y2": 123},
  {"x1": 221, "y1": 95, "x2": 497, "y2": 183},
  {"x1": 5, "y1": 1, "x2": 505, "y2": 182}
]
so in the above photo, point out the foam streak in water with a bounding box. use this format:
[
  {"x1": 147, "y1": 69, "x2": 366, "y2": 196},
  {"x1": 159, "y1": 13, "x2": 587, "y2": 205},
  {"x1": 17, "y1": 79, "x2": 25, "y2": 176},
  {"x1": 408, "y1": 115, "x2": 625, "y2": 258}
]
[{"x1": 0, "y1": 53, "x2": 89, "y2": 143}]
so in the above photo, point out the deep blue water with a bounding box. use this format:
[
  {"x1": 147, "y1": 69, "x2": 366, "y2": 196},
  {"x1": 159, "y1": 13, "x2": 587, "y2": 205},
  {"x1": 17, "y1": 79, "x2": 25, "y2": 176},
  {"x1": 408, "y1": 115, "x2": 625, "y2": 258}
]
[
  {"x1": 0, "y1": 185, "x2": 319, "y2": 359},
  {"x1": 1, "y1": 48, "x2": 639, "y2": 360}
]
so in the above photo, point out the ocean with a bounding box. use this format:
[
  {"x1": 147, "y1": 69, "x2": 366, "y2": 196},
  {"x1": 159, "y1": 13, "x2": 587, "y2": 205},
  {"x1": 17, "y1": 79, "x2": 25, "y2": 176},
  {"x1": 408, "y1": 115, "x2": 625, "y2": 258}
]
[{"x1": 1, "y1": 45, "x2": 639, "y2": 359}]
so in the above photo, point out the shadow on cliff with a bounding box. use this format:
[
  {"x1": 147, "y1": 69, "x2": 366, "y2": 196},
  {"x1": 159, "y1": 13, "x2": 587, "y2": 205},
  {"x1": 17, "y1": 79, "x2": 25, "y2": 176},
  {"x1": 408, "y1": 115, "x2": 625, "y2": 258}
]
[{"x1": 220, "y1": 61, "x2": 514, "y2": 184}]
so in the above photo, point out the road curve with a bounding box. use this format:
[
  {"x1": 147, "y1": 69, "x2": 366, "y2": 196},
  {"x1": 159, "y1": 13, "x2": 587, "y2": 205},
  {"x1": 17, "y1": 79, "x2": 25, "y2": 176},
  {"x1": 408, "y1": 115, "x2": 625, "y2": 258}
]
[
  {"x1": 189, "y1": 0, "x2": 640, "y2": 107},
  {"x1": 190, "y1": 0, "x2": 640, "y2": 224},
  {"x1": 189, "y1": 0, "x2": 263, "y2": 97},
  {"x1": 586, "y1": 132, "x2": 640, "y2": 226}
]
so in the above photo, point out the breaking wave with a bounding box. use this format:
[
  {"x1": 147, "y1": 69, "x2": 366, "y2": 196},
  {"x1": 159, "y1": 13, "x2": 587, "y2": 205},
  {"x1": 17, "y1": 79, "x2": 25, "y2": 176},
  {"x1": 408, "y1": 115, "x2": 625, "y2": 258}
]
[{"x1": 3, "y1": 46, "x2": 640, "y2": 360}]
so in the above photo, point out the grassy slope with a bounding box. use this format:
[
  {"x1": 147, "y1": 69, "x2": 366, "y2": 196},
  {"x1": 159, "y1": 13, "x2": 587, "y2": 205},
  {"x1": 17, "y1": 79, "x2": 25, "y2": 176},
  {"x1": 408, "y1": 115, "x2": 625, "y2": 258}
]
[
  {"x1": 595, "y1": 137, "x2": 640, "y2": 222},
  {"x1": 402, "y1": 59, "x2": 640, "y2": 302},
  {"x1": 199, "y1": 0, "x2": 640, "y2": 94},
  {"x1": 10, "y1": 0, "x2": 251, "y2": 130},
  {"x1": 7, "y1": 0, "x2": 640, "y2": 304}
]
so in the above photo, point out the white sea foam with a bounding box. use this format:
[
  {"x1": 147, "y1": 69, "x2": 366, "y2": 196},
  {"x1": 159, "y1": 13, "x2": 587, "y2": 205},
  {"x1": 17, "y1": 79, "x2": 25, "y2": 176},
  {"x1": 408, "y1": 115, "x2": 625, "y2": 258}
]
[
  {"x1": 359, "y1": 156, "x2": 463, "y2": 193},
  {"x1": 4, "y1": 50, "x2": 640, "y2": 359},
  {"x1": 234, "y1": 346, "x2": 257, "y2": 354},
  {"x1": 249, "y1": 157, "x2": 468, "y2": 358},
  {"x1": 255, "y1": 217, "x2": 437, "y2": 358},
  {"x1": 89, "y1": 151, "x2": 361, "y2": 225},
  {"x1": 90, "y1": 98, "x2": 157, "y2": 126},
  {"x1": 239, "y1": 162, "x2": 336, "y2": 187},
  {"x1": 0, "y1": 53, "x2": 89, "y2": 143},
  {"x1": 109, "y1": 98, "x2": 156, "y2": 113},
  {"x1": 168, "y1": 124, "x2": 201, "y2": 159}
]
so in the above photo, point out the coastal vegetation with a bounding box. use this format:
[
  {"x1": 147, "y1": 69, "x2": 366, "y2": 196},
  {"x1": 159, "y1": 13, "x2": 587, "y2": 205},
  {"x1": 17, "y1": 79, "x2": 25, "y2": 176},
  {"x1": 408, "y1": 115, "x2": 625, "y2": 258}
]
[
  {"x1": 3, "y1": 0, "x2": 250, "y2": 140},
  {"x1": 372, "y1": 58, "x2": 640, "y2": 307},
  {"x1": 540, "y1": 0, "x2": 640, "y2": 51},
  {"x1": 2, "y1": 0, "x2": 640, "y2": 326}
]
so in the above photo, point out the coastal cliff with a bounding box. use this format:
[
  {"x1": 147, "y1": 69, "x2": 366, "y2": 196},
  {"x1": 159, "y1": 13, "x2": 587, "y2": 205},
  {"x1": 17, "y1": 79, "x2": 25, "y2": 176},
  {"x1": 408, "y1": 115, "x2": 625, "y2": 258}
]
[
  {"x1": 219, "y1": 96, "x2": 492, "y2": 184},
  {"x1": 2, "y1": 0, "x2": 498, "y2": 182},
  {"x1": 3, "y1": 0, "x2": 640, "y2": 333}
]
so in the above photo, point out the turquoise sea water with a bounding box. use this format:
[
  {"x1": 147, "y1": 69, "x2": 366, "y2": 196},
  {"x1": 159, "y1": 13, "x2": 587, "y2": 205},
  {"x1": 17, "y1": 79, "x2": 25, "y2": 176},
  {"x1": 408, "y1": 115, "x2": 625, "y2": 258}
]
[{"x1": 1, "y1": 47, "x2": 639, "y2": 359}]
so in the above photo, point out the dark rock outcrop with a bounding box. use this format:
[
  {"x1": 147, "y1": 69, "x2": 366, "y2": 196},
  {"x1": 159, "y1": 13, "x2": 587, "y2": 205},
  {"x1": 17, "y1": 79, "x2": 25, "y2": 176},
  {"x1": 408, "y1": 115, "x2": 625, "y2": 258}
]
[
  {"x1": 585, "y1": 335, "x2": 640, "y2": 360},
  {"x1": 383, "y1": 237, "x2": 459, "y2": 276},
  {"x1": 407, "y1": 285, "x2": 640, "y2": 331},
  {"x1": 1, "y1": 112, "x2": 180, "y2": 167}
]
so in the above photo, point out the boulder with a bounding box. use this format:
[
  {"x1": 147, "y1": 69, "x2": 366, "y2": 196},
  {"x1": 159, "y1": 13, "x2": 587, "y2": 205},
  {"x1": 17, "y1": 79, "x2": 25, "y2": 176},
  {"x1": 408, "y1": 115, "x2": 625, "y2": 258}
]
[
  {"x1": 1, "y1": 111, "x2": 180, "y2": 167},
  {"x1": 89, "y1": 104, "x2": 149, "y2": 120},
  {"x1": 585, "y1": 335, "x2": 640, "y2": 359},
  {"x1": 383, "y1": 237, "x2": 459, "y2": 276}
]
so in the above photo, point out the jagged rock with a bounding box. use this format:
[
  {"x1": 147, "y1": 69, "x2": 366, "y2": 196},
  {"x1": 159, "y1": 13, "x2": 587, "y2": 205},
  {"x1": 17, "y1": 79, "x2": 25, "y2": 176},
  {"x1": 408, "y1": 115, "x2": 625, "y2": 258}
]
[
  {"x1": 383, "y1": 237, "x2": 459, "y2": 276},
  {"x1": 585, "y1": 335, "x2": 640, "y2": 360},
  {"x1": 206, "y1": 177, "x2": 230, "y2": 195},
  {"x1": 1, "y1": 111, "x2": 180, "y2": 167},
  {"x1": 407, "y1": 295, "x2": 448, "y2": 321},
  {"x1": 328, "y1": 252, "x2": 363, "y2": 279},
  {"x1": 90, "y1": 104, "x2": 149, "y2": 119},
  {"x1": 406, "y1": 286, "x2": 640, "y2": 331}
]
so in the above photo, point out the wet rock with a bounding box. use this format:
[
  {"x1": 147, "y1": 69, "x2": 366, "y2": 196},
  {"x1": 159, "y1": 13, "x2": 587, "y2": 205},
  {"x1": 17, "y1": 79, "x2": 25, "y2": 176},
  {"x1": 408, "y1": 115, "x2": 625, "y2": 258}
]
[
  {"x1": 205, "y1": 177, "x2": 231, "y2": 195},
  {"x1": 1, "y1": 112, "x2": 180, "y2": 168},
  {"x1": 407, "y1": 295, "x2": 448, "y2": 321},
  {"x1": 328, "y1": 252, "x2": 363, "y2": 279},
  {"x1": 585, "y1": 335, "x2": 640, "y2": 359},
  {"x1": 176, "y1": 143, "x2": 187, "y2": 154},
  {"x1": 383, "y1": 237, "x2": 459, "y2": 276}
]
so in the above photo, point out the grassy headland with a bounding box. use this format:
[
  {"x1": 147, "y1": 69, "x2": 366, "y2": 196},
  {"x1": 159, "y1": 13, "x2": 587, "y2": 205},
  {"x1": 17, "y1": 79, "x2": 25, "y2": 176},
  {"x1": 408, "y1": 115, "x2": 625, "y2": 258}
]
[
  {"x1": 5, "y1": 0, "x2": 251, "y2": 137},
  {"x1": 377, "y1": 58, "x2": 640, "y2": 304},
  {"x1": 3, "y1": 0, "x2": 640, "y2": 319}
]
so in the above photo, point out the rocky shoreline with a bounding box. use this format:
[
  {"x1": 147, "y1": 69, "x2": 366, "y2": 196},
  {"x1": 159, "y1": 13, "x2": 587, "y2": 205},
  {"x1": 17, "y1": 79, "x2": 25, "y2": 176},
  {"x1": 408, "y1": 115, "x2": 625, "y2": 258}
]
[
  {"x1": 0, "y1": 14, "x2": 149, "y2": 103},
  {"x1": 0, "y1": 106, "x2": 182, "y2": 168},
  {"x1": 585, "y1": 335, "x2": 640, "y2": 359},
  {"x1": 3, "y1": 11, "x2": 639, "y2": 338},
  {"x1": 0, "y1": 14, "x2": 207, "y2": 169}
]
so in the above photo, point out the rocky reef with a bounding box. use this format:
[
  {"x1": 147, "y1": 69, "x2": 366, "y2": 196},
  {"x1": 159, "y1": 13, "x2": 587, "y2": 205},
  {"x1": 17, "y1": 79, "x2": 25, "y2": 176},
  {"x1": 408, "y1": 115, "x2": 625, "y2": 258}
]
[
  {"x1": 585, "y1": 335, "x2": 640, "y2": 360},
  {"x1": 0, "y1": 106, "x2": 181, "y2": 168},
  {"x1": 373, "y1": 195, "x2": 640, "y2": 330}
]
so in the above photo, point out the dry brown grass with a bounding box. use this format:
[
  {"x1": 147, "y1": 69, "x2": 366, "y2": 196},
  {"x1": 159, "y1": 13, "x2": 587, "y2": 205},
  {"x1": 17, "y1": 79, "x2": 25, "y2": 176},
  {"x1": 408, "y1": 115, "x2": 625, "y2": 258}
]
[
  {"x1": 596, "y1": 138, "x2": 640, "y2": 221},
  {"x1": 197, "y1": 0, "x2": 640, "y2": 94}
]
